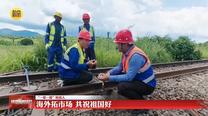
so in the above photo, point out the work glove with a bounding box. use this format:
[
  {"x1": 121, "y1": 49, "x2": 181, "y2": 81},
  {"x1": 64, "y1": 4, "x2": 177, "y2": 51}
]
[{"x1": 45, "y1": 44, "x2": 50, "y2": 50}]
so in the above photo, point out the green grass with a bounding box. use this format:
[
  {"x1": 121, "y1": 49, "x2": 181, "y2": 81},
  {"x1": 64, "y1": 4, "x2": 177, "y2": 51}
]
[
  {"x1": 0, "y1": 37, "x2": 46, "y2": 73},
  {"x1": 0, "y1": 45, "x2": 34, "y2": 73},
  {"x1": 135, "y1": 39, "x2": 173, "y2": 63},
  {"x1": 196, "y1": 44, "x2": 208, "y2": 59},
  {"x1": 95, "y1": 38, "x2": 121, "y2": 67},
  {"x1": 1, "y1": 36, "x2": 205, "y2": 73}
]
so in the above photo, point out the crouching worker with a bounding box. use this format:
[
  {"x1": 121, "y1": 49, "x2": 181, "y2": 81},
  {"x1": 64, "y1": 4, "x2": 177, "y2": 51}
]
[
  {"x1": 98, "y1": 29, "x2": 156, "y2": 99},
  {"x1": 59, "y1": 30, "x2": 97, "y2": 86}
]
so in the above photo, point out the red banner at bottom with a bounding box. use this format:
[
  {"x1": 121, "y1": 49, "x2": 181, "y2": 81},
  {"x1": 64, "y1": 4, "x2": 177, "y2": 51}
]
[
  {"x1": 9, "y1": 95, "x2": 208, "y2": 109},
  {"x1": 34, "y1": 100, "x2": 208, "y2": 109},
  {"x1": 110, "y1": 100, "x2": 208, "y2": 109}
]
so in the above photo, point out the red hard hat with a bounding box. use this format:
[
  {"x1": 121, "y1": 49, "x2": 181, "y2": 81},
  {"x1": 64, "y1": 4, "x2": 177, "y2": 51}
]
[
  {"x1": 82, "y1": 13, "x2": 90, "y2": 19},
  {"x1": 114, "y1": 29, "x2": 134, "y2": 44},
  {"x1": 79, "y1": 30, "x2": 91, "y2": 41}
]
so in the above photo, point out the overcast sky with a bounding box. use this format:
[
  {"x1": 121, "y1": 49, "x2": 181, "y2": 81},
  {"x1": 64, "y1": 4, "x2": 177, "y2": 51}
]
[{"x1": 0, "y1": 0, "x2": 208, "y2": 42}]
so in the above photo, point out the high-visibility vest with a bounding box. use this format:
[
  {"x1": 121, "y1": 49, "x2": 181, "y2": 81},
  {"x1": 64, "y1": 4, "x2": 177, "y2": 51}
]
[
  {"x1": 47, "y1": 22, "x2": 66, "y2": 48},
  {"x1": 80, "y1": 25, "x2": 94, "y2": 41},
  {"x1": 122, "y1": 46, "x2": 156, "y2": 87},
  {"x1": 61, "y1": 43, "x2": 86, "y2": 70},
  {"x1": 122, "y1": 46, "x2": 151, "y2": 73}
]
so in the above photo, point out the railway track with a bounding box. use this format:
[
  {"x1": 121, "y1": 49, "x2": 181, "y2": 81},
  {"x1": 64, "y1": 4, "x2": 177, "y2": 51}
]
[
  {"x1": 0, "y1": 59, "x2": 208, "y2": 94},
  {"x1": 1, "y1": 67, "x2": 208, "y2": 116},
  {"x1": 1, "y1": 59, "x2": 208, "y2": 83},
  {"x1": 1, "y1": 64, "x2": 208, "y2": 109},
  {"x1": 0, "y1": 60, "x2": 208, "y2": 115}
]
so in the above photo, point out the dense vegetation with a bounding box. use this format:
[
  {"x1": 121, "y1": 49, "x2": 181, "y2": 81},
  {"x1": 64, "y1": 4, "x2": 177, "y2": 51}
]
[{"x1": 0, "y1": 35, "x2": 207, "y2": 73}]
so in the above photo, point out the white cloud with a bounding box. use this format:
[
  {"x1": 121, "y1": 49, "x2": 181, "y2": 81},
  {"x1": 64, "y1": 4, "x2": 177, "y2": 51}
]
[
  {"x1": 0, "y1": 22, "x2": 26, "y2": 31},
  {"x1": 132, "y1": 7, "x2": 208, "y2": 40},
  {"x1": 0, "y1": 0, "x2": 208, "y2": 42}
]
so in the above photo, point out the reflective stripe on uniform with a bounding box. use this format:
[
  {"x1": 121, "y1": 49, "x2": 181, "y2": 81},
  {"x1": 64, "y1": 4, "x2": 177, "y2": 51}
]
[
  {"x1": 63, "y1": 54, "x2": 69, "y2": 61},
  {"x1": 48, "y1": 64, "x2": 54, "y2": 67},
  {"x1": 65, "y1": 43, "x2": 85, "y2": 64},
  {"x1": 61, "y1": 26, "x2": 66, "y2": 48},
  {"x1": 139, "y1": 64, "x2": 151, "y2": 73},
  {"x1": 76, "y1": 43, "x2": 85, "y2": 64},
  {"x1": 48, "y1": 22, "x2": 66, "y2": 48},
  {"x1": 55, "y1": 62, "x2": 61, "y2": 66},
  {"x1": 49, "y1": 23, "x2": 55, "y2": 41},
  {"x1": 61, "y1": 43, "x2": 85, "y2": 70},
  {"x1": 142, "y1": 74, "x2": 155, "y2": 83},
  {"x1": 61, "y1": 62, "x2": 71, "y2": 69}
]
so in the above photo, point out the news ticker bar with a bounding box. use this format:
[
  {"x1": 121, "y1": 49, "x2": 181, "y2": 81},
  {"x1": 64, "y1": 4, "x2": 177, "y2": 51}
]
[{"x1": 8, "y1": 95, "x2": 208, "y2": 109}]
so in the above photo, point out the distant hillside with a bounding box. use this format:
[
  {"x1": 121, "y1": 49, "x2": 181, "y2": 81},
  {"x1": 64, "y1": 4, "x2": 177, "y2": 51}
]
[{"x1": 0, "y1": 28, "x2": 40, "y2": 38}]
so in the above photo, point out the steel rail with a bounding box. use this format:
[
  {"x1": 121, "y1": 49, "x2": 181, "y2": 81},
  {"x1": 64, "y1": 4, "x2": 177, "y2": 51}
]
[
  {"x1": 1, "y1": 65, "x2": 208, "y2": 110},
  {"x1": 0, "y1": 60, "x2": 208, "y2": 84}
]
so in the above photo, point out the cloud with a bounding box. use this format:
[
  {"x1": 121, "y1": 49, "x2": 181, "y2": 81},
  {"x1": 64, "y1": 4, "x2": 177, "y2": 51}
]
[
  {"x1": 132, "y1": 7, "x2": 208, "y2": 38},
  {"x1": 0, "y1": 18, "x2": 45, "y2": 30},
  {"x1": 0, "y1": 0, "x2": 208, "y2": 42}
]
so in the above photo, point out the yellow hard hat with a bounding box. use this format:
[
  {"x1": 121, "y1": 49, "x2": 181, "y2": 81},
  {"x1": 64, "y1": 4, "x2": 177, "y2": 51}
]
[{"x1": 54, "y1": 12, "x2": 62, "y2": 18}]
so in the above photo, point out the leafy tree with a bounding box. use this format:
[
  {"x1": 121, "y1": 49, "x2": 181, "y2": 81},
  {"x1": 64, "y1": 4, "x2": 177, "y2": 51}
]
[
  {"x1": 20, "y1": 38, "x2": 34, "y2": 45},
  {"x1": 168, "y1": 36, "x2": 201, "y2": 61}
]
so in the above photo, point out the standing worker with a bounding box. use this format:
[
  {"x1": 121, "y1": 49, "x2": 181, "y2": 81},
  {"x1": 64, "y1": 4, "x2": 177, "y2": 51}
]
[
  {"x1": 98, "y1": 29, "x2": 156, "y2": 100},
  {"x1": 59, "y1": 30, "x2": 97, "y2": 86},
  {"x1": 45, "y1": 12, "x2": 67, "y2": 72},
  {"x1": 79, "y1": 13, "x2": 96, "y2": 65}
]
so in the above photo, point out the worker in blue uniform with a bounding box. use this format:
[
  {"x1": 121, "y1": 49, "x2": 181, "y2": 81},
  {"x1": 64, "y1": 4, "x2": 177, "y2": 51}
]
[
  {"x1": 59, "y1": 30, "x2": 97, "y2": 86},
  {"x1": 98, "y1": 29, "x2": 156, "y2": 100},
  {"x1": 79, "y1": 13, "x2": 96, "y2": 67},
  {"x1": 45, "y1": 12, "x2": 67, "y2": 72}
]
